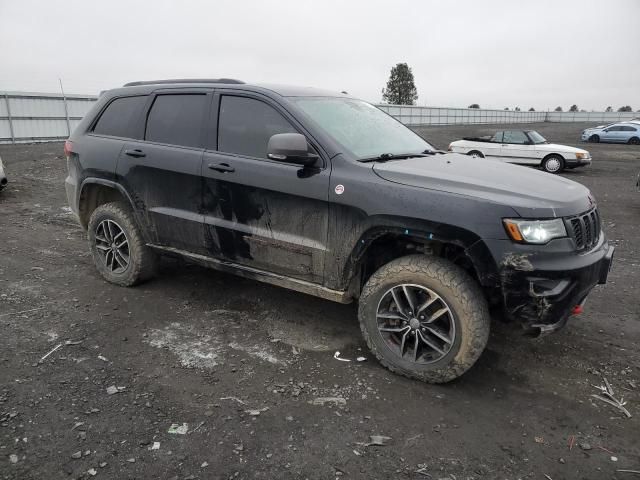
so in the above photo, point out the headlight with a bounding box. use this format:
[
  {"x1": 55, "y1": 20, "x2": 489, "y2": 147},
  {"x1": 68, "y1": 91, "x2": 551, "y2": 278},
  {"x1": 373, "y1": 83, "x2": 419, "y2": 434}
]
[
  {"x1": 503, "y1": 218, "x2": 567, "y2": 244},
  {"x1": 576, "y1": 152, "x2": 588, "y2": 159}
]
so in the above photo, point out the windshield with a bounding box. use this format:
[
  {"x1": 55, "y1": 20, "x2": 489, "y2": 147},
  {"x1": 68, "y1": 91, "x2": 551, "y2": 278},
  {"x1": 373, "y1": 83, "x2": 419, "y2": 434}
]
[
  {"x1": 290, "y1": 97, "x2": 435, "y2": 160},
  {"x1": 527, "y1": 131, "x2": 547, "y2": 144}
]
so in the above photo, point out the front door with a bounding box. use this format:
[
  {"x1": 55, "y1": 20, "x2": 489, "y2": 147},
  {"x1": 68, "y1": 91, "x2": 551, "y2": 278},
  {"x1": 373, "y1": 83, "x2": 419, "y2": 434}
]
[
  {"x1": 499, "y1": 130, "x2": 536, "y2": 164},
  {"x1": 116, "y1": 91, "x2": 211, "y2": 253},
  {"x1": 201, "y1": 93, "x2": 330, "y2": 283},
  {"x1": 601, "y1": 126, "x2": 621, "y2": 142}
]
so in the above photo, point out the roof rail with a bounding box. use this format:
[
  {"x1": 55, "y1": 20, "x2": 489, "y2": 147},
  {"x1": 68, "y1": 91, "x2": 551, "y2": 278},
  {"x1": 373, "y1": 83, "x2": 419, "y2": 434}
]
[{"x1": 123, "y1": 78, "x2": 245, "y2": 87}]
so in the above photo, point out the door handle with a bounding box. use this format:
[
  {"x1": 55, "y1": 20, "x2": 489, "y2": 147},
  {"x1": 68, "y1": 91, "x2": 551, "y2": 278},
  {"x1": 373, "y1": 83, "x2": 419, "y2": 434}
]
[
  {"x1": 208, "y1": 162, "x2": 235, "y2": 173},
  {"x1": 124, "y1": 149, "x2": 146, "y2": 158}
]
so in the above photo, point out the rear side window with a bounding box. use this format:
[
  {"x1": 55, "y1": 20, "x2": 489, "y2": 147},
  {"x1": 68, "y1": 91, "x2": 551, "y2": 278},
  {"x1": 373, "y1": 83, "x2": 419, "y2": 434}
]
[
  {"x1": 145, "y1": 94, "x2": 208, "y2": 148},
  {"x1": 218, "y1": 96, "x2": 296, "y2": 158},
  {"x1": 622, "y1": 126, "x2": 637, "y2": 132},
  {"x1": 93, "y1": 96, "x2": 147, "y2": 138}
]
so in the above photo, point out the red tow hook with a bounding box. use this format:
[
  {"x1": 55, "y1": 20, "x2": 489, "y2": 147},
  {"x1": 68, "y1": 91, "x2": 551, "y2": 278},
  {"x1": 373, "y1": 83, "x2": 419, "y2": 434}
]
[{"x1": 571, "y1": 305, "x2": 584, "y2": 315}]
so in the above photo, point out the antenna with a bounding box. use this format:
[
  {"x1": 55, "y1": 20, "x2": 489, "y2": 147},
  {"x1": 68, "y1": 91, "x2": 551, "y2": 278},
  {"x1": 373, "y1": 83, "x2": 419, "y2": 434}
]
[{"x1": 59, "y1": 78, "x2": 71, "y2": 136}]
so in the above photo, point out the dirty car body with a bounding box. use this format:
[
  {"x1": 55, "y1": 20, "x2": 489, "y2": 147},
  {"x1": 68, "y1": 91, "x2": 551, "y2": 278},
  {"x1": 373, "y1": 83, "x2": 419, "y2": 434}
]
[{"x1": 64, "y1": 79, "x2": 614, "y2": 381}]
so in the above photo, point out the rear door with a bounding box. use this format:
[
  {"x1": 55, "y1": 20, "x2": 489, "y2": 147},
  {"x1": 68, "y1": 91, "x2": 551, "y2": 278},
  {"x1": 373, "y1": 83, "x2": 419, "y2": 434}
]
[
  {"x1": 116, "y1": 90, "x2": 211, "y2": 253},
  {"x1": 201, "y1": 92, "x2": 330, "y2": 283}
]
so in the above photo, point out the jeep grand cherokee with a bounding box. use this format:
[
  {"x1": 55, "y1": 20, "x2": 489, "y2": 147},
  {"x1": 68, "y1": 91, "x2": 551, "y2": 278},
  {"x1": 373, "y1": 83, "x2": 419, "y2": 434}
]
[{"x1": 65, "y1": 79, "x2": 614, "y2": 383}]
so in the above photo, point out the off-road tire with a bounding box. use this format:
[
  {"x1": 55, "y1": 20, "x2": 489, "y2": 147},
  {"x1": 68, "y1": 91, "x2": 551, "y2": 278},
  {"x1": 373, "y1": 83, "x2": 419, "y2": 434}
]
[
  {"x1": 358, "y1": 255, "x2": 490, "y2": 383},
  {"x1": 542, "y1": 154, "x2": 564, "y2": 174},
  {"x1": 87, "y1": 202, "x2": 158, "y2": 286}
]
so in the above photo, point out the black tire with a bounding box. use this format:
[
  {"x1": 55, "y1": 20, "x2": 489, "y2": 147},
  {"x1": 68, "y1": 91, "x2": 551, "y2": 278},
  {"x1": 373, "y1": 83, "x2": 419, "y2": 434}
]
[
  {"x1": 588, "y1": 134, "x2": 600, "y2": 143},
  {"x1": 467, "y1": 150, "x2": 484, "y2": 158},
  {"x1": 358, "y1": 255, "x2": 490, "y2": 383},
  {"x1": 87, "y1": 202, "x2": 158, "y2": 286},
  {"x1": 628, "y1": 137, "x2": 640, "y2": 145},
  {"x1": 542, "y1": 154, "x2": 564, "y2": 174}
]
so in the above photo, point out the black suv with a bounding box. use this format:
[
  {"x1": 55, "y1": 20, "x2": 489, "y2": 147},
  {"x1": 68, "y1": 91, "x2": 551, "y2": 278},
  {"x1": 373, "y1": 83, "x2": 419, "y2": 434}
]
[{"x1": 65, "y1": 79, "x2": 614, "y2": 383}]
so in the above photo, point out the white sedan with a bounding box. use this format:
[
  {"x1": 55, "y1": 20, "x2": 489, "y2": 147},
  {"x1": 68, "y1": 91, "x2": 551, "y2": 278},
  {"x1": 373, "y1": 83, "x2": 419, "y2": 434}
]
[{"x1": 448, "y1": 130, "x2": 591, "y2": 174}]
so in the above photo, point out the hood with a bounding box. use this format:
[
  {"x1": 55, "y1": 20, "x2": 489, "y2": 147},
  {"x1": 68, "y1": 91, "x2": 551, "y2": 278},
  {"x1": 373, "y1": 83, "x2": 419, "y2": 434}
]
[
  {"x1": 538, "y1": 143, "x2": 589, "y2": 155},
  {"x1": 372, "y1": 153, "x2": 592, "y2": 218}
]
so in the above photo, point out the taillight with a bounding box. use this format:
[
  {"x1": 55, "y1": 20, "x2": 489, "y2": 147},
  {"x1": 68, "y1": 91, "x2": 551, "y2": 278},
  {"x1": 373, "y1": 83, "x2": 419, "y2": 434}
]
[{"x1": 64, "y1": 140, "x2": 73, "y2": 157}]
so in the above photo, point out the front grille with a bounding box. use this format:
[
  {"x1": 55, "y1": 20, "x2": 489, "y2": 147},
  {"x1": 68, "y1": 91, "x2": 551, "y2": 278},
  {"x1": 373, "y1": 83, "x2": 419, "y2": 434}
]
[{"x1": 566, "y1": 208, "x2": 600, "y2": 251}]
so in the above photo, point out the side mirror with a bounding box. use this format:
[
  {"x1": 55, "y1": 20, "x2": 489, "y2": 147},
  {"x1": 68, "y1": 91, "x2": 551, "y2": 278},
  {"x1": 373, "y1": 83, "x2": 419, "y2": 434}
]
[{"x1": 267, "y1": 133, "x2": 319, "y2": 167}]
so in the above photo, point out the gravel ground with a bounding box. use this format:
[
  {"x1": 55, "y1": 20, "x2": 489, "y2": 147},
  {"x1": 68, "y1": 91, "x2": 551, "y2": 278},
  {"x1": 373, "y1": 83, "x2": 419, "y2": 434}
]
[{"x1": 0, "y1": 122, "x2": 639, "y2": 480}]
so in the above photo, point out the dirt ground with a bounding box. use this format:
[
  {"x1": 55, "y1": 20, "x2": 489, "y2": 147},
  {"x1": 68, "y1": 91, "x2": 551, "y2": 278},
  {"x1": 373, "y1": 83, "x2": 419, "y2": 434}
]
[{"x1": 1, "y1": 122, "x2": 638, "y2": 480}]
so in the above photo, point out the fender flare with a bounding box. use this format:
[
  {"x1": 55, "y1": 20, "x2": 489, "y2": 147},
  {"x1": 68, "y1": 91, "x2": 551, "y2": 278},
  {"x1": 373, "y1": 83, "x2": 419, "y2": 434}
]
[
  {"x1": 340, "y1": 222, "x2": 500, "y2": 290},
  {"x1": 78, "y1": 178, "x2": 151, "y2": 240}
]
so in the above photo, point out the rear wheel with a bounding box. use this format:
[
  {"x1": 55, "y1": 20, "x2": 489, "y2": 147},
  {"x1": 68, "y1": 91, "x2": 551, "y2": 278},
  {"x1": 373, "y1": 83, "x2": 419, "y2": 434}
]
[
  {"x1": 628, "y1": 137, "x2": 640, "y2": 145},
  {"x1": 87, "y1": 202, "x2": 158, "y2": 286},
  {"x1": 358, "y1": 255, "x2": 490, "y2": 383},
  {"x1": 542, "y1": 155, "x2": 564, "y2": 174},
  {"x1": 588, "y1": 134, "x2": 600, "y2": 143},
  {"x1": 467, "y1": 150, "x2": 484, "y2": 158}
]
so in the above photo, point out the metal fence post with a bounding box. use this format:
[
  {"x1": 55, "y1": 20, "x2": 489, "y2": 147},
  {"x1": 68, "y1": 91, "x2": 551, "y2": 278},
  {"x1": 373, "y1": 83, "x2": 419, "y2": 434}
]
[{"x1": 4, "y1": 94, "x2": 15, "y2": 144}]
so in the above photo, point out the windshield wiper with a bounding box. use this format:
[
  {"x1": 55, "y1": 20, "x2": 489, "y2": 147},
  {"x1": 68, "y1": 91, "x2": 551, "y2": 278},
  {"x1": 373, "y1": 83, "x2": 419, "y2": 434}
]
[{"x1": 359, "y1": 152, "x2": 430, "y2": 162}]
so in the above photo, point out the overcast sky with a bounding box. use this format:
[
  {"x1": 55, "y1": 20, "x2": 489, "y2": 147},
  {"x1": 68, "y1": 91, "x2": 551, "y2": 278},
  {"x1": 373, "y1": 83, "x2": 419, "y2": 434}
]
[{"x1": 1, "y1": 0, "x2": 638, "y2": 110}]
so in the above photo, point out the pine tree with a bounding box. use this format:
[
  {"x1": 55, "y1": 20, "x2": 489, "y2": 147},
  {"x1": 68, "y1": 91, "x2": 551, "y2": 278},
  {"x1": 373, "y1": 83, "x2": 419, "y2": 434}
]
[{"x1": 381, "y1": 63, "x2": 418, "y2": 105}]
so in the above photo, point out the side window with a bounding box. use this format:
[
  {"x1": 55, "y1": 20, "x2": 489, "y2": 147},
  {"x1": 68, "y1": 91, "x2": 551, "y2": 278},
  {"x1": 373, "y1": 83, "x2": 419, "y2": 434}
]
[
  {"x1": 92, "y1": 96, "x2": 147, "y2": 138},
  {"x1": 218, "y1": 96, "x2": 297, "y2": 159},
  {"x1": 502, "y1": 131, "x2": 528, "y2": 144},
  {"x1": 622, "y1": 126, "x2": 637, "y2": 132},
  {"x1": 145, "y1": 94, "x2": 208, "y2": 148},
  {"x1": 491, "y1": 132, "x2": 503, "y2": 143}
]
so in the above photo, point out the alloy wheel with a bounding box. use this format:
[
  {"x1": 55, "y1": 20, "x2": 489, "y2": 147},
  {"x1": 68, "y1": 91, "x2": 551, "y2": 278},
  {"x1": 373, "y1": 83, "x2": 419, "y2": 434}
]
[
  {"x1": 376, "y1": 284, "x2": 456, "y2": 364},
  {"x1": 94, "y1": 219, "x2": 130, "y2": 274}
]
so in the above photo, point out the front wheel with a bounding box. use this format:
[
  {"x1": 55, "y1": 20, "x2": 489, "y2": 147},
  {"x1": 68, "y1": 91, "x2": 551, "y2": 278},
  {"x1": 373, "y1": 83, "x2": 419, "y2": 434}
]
[
  {"x1": 467, "y1": 150, "x2": 484, "y2": 158},
  {"x1": 358, "y1": 255, "x2": 490, "y2": 383},
  {"x1": 588, "y1": 135, "x2": 600, "y2": 143},
  {"x1": 87, "y1": 202, "x2": 158, "y2": 286},
  {"x1": 542, "y1": 155, "x2": 564, "y2": 174}
]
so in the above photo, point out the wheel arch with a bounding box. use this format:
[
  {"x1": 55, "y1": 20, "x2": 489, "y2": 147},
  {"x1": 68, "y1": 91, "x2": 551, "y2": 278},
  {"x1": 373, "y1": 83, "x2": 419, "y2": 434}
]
[
  {"x1": 342, "y1": 224, "x2": 500, "y2": 300},
  {"x1": 78, "y1": 178, "x2": 137, "y2": 230}
]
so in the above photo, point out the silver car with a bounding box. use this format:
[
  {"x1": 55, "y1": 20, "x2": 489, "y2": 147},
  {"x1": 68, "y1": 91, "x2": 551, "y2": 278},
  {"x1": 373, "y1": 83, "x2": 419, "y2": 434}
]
[
  {"x1": 0, "y1": 156, "x2": 7, "y2": 190},
  {"x1": 581, "y1": 121, "x2": 640, "y2": 144}
]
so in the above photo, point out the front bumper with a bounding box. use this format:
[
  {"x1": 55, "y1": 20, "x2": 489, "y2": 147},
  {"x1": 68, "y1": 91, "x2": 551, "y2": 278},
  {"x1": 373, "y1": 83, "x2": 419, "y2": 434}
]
[
  {"x1": 486, "y1": 235, "x2": 613, "y2": 334},
  {"x1": 565, "y1": 156, "x2": 591, "y2": 167}
]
